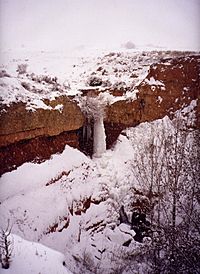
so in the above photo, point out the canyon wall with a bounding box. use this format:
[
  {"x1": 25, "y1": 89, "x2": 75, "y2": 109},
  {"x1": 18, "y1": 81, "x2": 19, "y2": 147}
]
[
  {"x1": 0, "y1": 54, "x2": 199, "y2": 175},
  {"x1": 105, "y1": 55, "x2": 199, "y2": 148},
  {"x1": 0, "y1": 96, "x2": 84, "y2": 147},
  {"x1": 0, "y1": 96, "x2": 84, "y2": 175}
]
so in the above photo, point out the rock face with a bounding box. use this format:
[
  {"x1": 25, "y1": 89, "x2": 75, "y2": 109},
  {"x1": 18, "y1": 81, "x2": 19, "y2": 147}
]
[
  {"x1": 0, "y1": 96, "x2": 84, "y2": 175},
  {"x1": 0, "y1": 130, "x2": 80, "y2": 175},
  {"x1": 105, "y1": 55, "x2": 199, "y2": 148},
  {"x1": 0, "y1": 96, "x2": 85, "y2": 147},
  {"x1": 0, "y1": 54, "x2": 199, "y2": 175}
]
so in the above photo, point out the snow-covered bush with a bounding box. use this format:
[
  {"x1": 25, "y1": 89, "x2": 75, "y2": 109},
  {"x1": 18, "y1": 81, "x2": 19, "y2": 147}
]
[
  {"x1": 87, "y1": 75, "x2": 103, "y2": 87},
  {"x1": 17, "y1": 63, "x2": 28, "y2": 75}
]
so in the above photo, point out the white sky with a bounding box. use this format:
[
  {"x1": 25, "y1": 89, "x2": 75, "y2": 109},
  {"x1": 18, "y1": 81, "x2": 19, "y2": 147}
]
[{"x1": 0, "y1": 0, "x2": 199, "y2": 51}]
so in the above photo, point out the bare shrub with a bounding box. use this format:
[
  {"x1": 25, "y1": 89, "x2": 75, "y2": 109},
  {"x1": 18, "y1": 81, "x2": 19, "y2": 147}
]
[
  {"x1": 0, "y1": 221, "x2": 13, "y2": 269},
  {"x1": 131, "y1": 117, "x2": 200, "y2": 273}
]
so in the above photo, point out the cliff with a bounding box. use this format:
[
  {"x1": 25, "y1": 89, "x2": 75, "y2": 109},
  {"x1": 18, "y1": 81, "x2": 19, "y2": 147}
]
[
  {"x1": 0, "y1": 52, "x2": 199, "y2": 175},
  {"x1": 0, "y1": 96, "x2": 84, "y2": 147},
  {"x1": 0, "y1": 95, "x2": 84, "y2": 175},
  {"x1": 105, "y1": 55, "x2": 199, "y2": 147}
]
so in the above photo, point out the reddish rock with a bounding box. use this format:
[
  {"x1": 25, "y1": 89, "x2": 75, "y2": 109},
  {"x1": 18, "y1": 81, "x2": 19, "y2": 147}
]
[
  {"x1": 0, "y1": 55, "x2": 199, "y2": 175},
  {"x1": 0, "y1": 96, "x2": 85, "y2": 147},
  {"x1": 105, "y1": 55, "x2": 200, "y2": 146},
  {"x1": 104, "y1": 122, "x2": 126, "y2": 149},
  {"x1": 0, "y1": 130, "x2": 80, "y2": 176},
  {"x1": 109, "y1": 89, "x2": 126, "y2": 97}
]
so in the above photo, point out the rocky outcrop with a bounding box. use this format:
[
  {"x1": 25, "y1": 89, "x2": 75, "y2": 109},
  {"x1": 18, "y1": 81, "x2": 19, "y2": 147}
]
[
  {"x1": 0, "y1": 54, "x2": 199, "y2": 175},
  {"x1": 0, "y1": 130, "x2": 80, "y2": 175},
  {"x1": 0, "y1": 96, "x2": 85, "y2": 175},
  {"x1": 105, "y1": 55, "x2": 199, "y2": 148},
  {"x1": 0, "y1": 96, "x2": 85, "y2": 147}
]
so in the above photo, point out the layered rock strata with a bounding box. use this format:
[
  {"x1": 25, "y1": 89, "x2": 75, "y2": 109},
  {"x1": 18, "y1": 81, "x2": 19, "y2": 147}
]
[
  {"x1": 105, "y1": 55, "x2": 199, "y2": 148},
  {"x1": 0, "y1": 54, "x2": 199, "y2": 175},
  {"x1": 0, "y1": 96, "x2": 84, "y2": 147},
  {"x1": 0, "y1": 96, "x2": 84, "y2": 175}
]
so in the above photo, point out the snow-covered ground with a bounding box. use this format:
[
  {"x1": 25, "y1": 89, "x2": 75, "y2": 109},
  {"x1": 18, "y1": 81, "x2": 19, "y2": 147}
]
[
  {"x1": 1, "y1": 234, "x2": 72, "y2": 274},
  {"x1": 0, "y1": 118, "x2": 150, "y2": 273},
  {"x1": 0, "y1": 111, "x2": 199, "y2": 273},
  {"x1": 0, "y1": 48, "x2": 146, "y2": 110},
  {"x1": 1, "y1": 48, "x2": 197, "y2": 111}
]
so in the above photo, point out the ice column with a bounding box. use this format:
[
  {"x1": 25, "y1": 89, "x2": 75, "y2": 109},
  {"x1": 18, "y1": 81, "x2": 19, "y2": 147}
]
[{"x1": 93, "y1": 113, "x2": 106, "y2": 158}]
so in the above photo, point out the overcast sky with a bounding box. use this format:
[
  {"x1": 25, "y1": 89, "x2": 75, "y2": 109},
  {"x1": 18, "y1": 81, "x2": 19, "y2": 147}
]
[{"x1": 0, "y1": 0, "x2": 199, "y2": 51}]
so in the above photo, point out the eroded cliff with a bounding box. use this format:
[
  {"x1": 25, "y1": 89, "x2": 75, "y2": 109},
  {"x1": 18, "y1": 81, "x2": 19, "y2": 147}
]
[
  {"x1": 0, "y1": 96, "x2": 84, "y2": 175},
  {"x1": 105, "y1": 55, "x2": 199, "y2": 147},
  {"x1": 0, "y1": 52, "x2": 199, "y2": 175},
  {"x1": 0, "y1": 96, "x2": 84, "y2": 147}
]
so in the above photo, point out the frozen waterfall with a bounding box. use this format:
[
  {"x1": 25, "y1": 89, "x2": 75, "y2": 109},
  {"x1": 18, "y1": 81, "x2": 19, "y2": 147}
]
[{"x1": 93, "y1": 114, "x2": 106, "y2": 158}]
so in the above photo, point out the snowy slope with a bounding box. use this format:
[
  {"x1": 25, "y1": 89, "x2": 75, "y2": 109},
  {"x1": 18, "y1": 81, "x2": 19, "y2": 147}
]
[
  {"x1": 0, "y1": 131, "x2": 142, "y2": 273},
  {"x1": 0, "y1": 145, "x2": 90, "y2": 202},
  {"x1": 0, "y1": 112, "x2": 198, "y2": 273},
  {"x1": 1, "y1": 234, "x2": 72, "y2": 274}
]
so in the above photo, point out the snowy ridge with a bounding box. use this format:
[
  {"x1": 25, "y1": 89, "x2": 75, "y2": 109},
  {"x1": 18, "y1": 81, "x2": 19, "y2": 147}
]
[{"x1": 0, "y1": 146, "x2": 89, "y2": 202}]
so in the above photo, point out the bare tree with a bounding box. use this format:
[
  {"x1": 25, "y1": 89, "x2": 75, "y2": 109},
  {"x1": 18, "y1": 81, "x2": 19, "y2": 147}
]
[
  {"x1": 0, "y1": 221, "x2": 13, "y2": 269},
  {"x1": 130, "y1": 116, "x2": 200, "y2": 273}
]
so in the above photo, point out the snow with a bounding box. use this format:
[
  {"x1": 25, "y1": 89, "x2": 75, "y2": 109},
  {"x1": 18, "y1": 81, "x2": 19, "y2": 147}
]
[
  {"x1": 0, "y1": 77, "x2": 45, "y2": 108},
  {"x1": 1, "y1": 49, "x2": 189, "y2": 111},
  {"x1": 107, "y1": 223, "x2": 136, "y2": 244},
  {"x1": 54, "y1": 104, "x2": 64, "y2": 113},
  {"x1": 157, "y1": 95, "x2": 163, "y2": 103},
  {"x1": 145, "y1": 76, "x2": 165, "y2": 86},
  {"x1": 175, "y1": 99, "x2": 198, "y2": 127},
  {"x1": 0, "y1": 76, "x2": 63, "y2": 111},
  {"x1": 1, "y1": 234, "x2": 72, "y2": 274},
  {"x1": 0, "y1": 145, "x2": 89, "y2": 202},
  {"x1": 180, "y1": 99, "x2": 197, "y2": 114}
]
